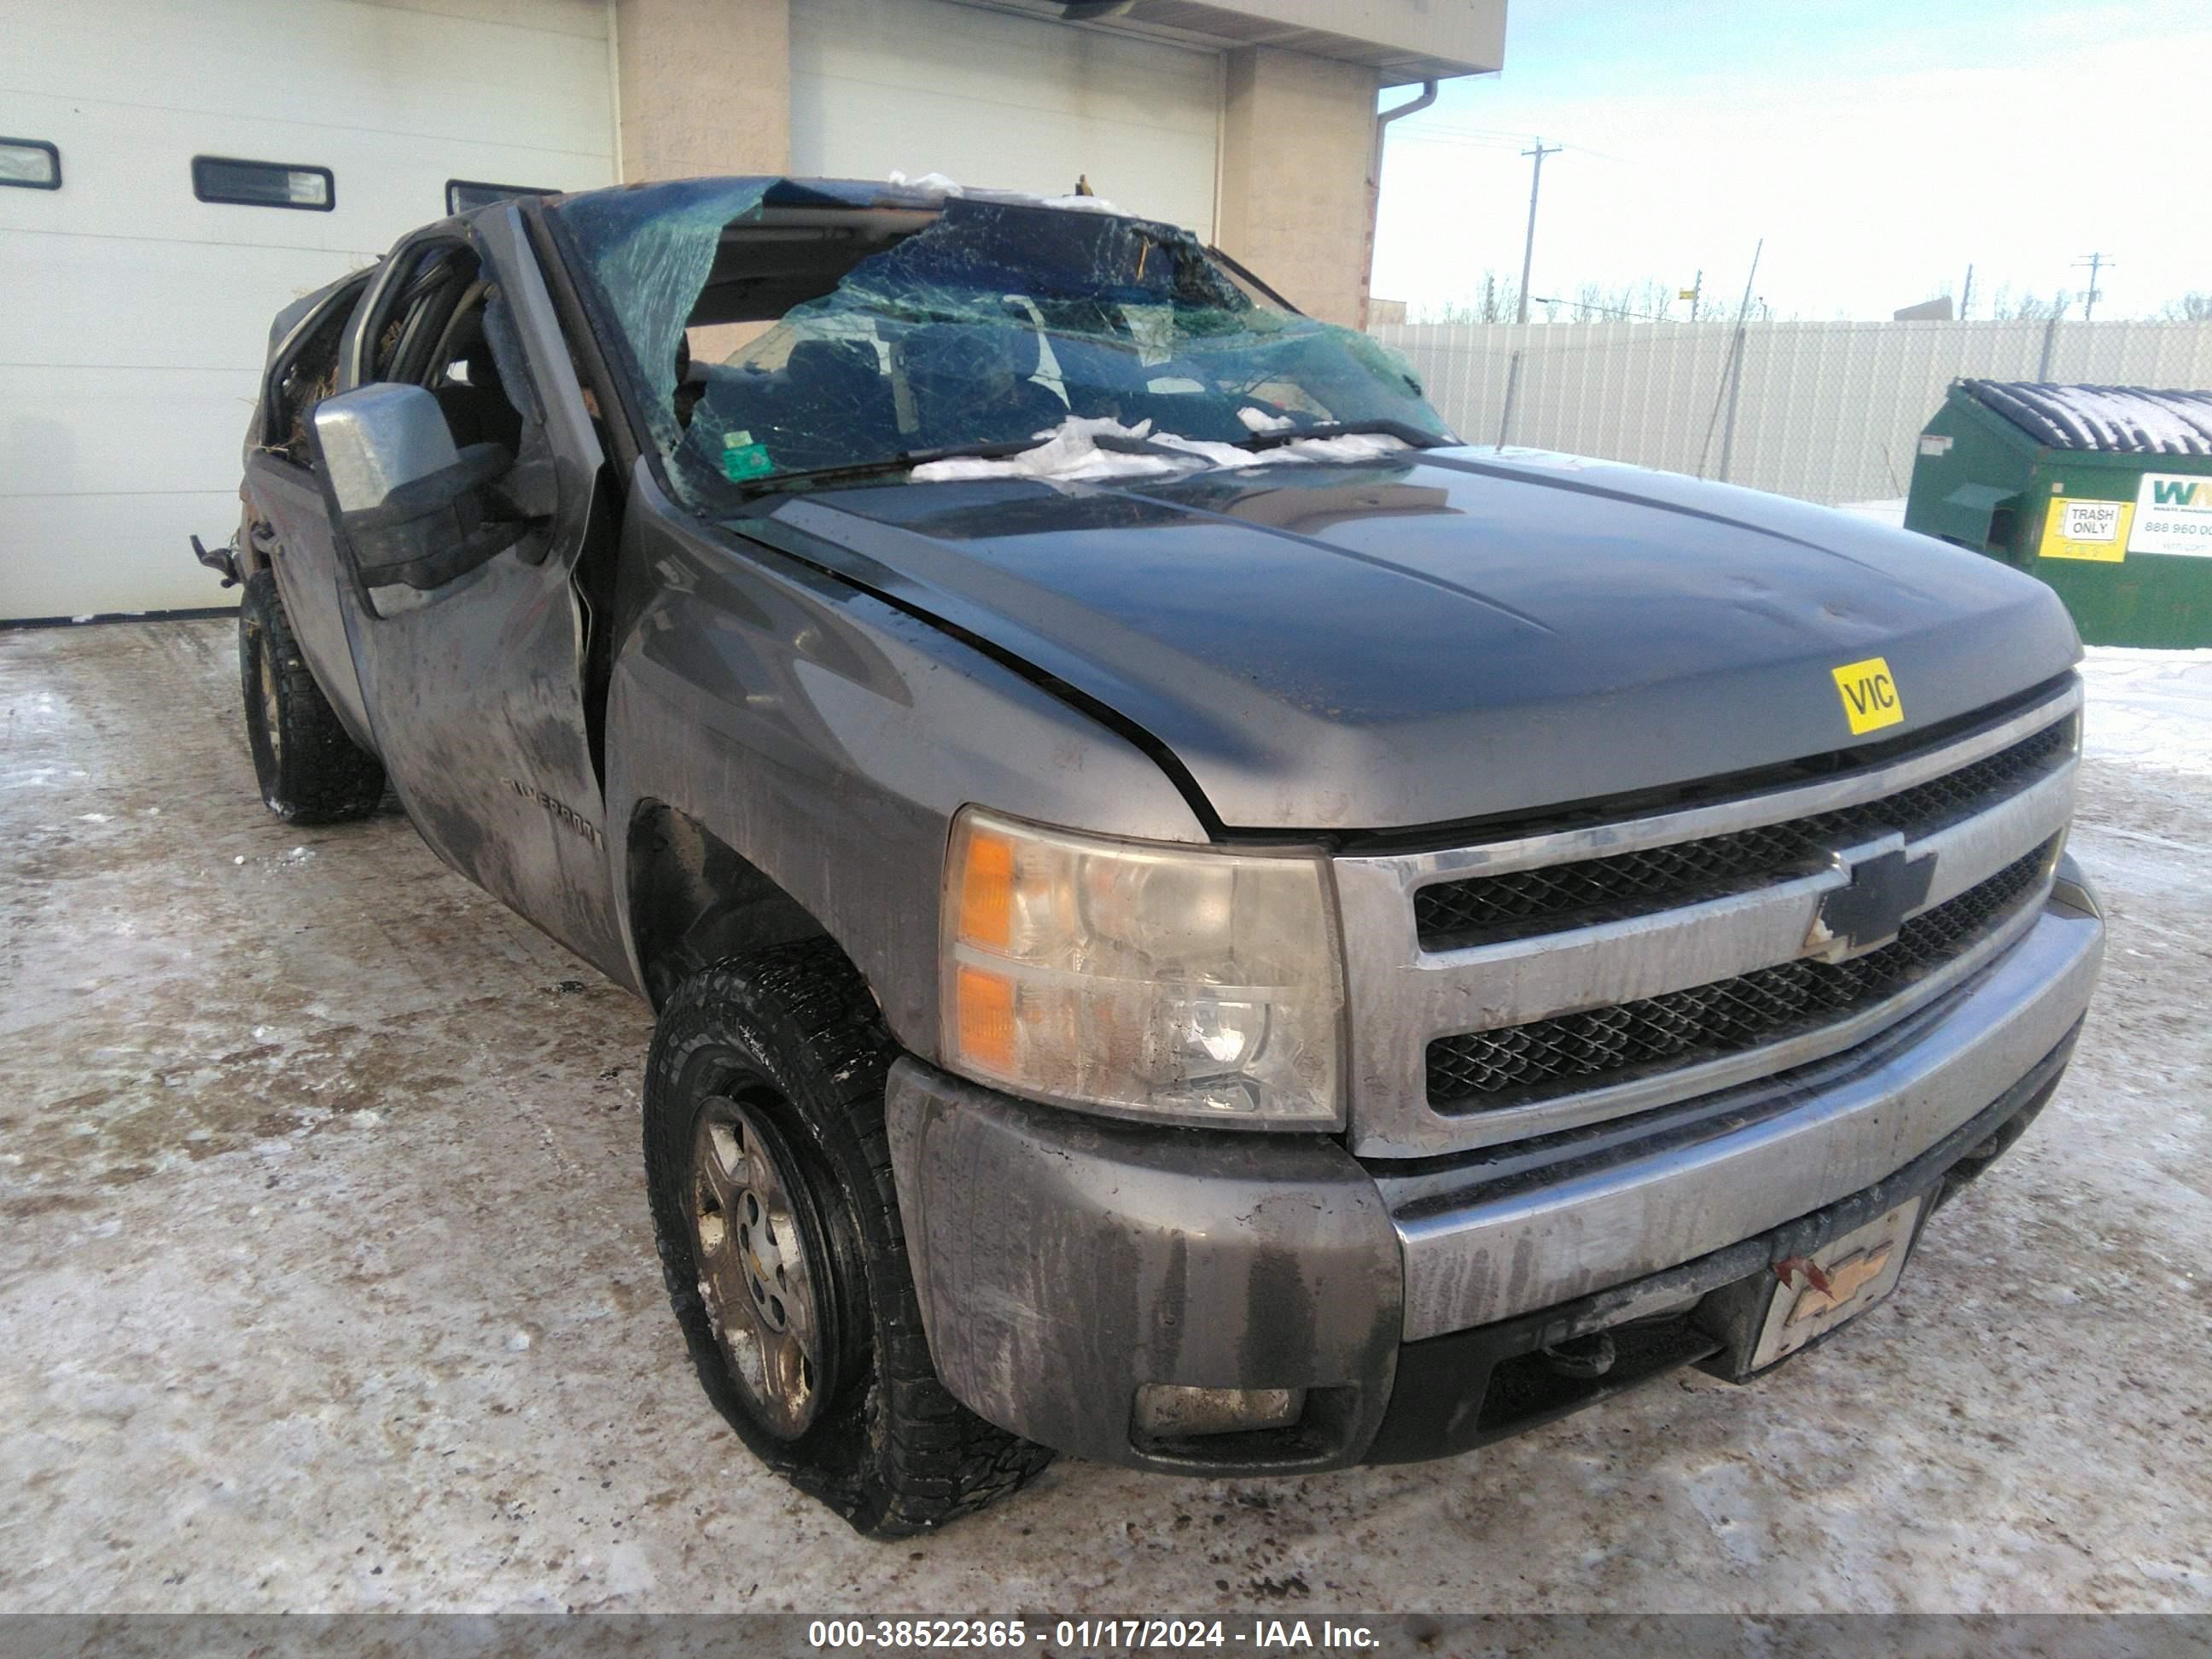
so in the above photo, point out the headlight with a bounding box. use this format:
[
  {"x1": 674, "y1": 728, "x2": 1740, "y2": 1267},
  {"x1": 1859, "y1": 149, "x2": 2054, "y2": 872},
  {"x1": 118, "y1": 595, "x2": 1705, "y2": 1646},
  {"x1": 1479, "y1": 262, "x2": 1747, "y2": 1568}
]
[{"x1": 940, "y1": 807, "x2": 1343, "y2": 1127}]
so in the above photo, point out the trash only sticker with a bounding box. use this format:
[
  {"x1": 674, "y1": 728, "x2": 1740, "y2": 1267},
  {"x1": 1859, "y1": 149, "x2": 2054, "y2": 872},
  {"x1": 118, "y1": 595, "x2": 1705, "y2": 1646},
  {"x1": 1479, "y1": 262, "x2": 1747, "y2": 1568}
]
[
  {"x1": 2039, "y1": 496, "x2": 2130, "y2": 563},
  {"x1": 2128, "y1": 473, "x2": 2212, "y2": 556}
]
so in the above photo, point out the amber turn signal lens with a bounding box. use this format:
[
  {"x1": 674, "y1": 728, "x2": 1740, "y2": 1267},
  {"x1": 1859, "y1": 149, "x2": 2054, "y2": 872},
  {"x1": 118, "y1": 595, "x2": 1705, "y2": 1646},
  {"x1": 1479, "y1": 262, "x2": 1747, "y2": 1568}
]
[
  {"x1": 953, "y1": 964, "x2": 1017, "y2": 1072},
  {"x1": 958, "y1": 827, "x2": 1016, "y2": 948}
]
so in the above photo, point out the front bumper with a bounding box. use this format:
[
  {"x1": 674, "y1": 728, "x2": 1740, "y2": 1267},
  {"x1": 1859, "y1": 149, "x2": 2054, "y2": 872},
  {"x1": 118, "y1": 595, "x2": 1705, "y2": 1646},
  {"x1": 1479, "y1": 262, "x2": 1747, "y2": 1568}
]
[{"x1": 884, "y1": 874, "x2": 2104, "y2": 1474}]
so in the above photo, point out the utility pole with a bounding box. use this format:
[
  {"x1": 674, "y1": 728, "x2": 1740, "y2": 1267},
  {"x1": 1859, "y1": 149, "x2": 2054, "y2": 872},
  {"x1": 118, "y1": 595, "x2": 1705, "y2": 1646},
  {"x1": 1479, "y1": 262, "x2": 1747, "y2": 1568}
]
[
  {"x1": 1959, "y1": 263, "x2": 1974, "y2": 322},
  {"x1": 1680, "y1": 270, "x2": 1703, "y2": 322},
  {"x1": 1515, "y1": 140, "x2": 1562, "y2": 325},
  {"x1": 2075, "y1": 252, "x2": 2113, "y2": 321}
]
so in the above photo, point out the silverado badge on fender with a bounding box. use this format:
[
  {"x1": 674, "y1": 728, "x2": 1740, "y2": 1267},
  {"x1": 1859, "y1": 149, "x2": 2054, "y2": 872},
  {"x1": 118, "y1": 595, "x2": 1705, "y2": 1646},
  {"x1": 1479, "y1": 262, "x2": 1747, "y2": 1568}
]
[{"x1": 1832, "y1": 655, "x2": 1905, "y2": 735}]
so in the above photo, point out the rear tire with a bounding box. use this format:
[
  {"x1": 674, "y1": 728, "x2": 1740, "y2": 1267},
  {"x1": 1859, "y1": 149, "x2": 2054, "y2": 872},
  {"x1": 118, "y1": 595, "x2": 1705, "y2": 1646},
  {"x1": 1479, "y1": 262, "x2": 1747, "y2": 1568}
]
[
  {"x1": 238, "y1": 568, "x2": 385, "y2": 823},
  {"x1": 643, "y1": 940, "x2": 1053, "y2": 1536}
]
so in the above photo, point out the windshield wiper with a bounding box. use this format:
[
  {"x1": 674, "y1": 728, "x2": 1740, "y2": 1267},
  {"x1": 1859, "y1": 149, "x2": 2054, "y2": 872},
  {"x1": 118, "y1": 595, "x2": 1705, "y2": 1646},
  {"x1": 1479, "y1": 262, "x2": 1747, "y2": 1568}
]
[
  {"x1": 1231, "y1": 417, "x2": 1452, "y2": 452},
  {"x1": 724, "y1": 436, "x2": 1050, "y2": 494}
]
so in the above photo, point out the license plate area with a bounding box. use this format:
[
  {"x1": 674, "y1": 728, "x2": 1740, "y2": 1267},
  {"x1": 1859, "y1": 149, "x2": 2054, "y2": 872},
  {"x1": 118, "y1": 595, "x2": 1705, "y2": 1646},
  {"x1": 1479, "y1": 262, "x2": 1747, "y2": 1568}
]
[{"x1": 1749, "y1": 1196, "x2": 1925, "y2": 1370}]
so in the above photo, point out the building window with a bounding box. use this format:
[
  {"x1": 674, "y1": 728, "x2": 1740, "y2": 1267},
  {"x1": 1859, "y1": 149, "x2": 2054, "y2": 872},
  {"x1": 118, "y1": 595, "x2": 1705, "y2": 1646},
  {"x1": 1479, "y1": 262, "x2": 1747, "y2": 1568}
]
[
  {"x1": 192, "y1": 155, "x2": 335, "y2": 212},
  {"x1": 446, "y1": 179, "x2": 553, "y2": 215},
  {"x1": 0, "y1": 137, "x2": 61, "y2": 191}
]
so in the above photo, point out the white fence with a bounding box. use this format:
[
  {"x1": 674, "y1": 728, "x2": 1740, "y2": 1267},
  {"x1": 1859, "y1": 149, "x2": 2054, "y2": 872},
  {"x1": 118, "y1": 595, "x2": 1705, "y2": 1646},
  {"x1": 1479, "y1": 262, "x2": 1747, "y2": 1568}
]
[{"x1": 1371, "y1": 318, "x2": 2212, "y2": 505}]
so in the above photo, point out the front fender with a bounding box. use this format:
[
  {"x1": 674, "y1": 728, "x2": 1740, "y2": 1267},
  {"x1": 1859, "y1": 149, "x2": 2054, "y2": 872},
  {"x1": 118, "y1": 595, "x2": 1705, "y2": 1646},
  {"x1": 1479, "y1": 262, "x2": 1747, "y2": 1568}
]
[{"x1": 604, "y1": 471, "x2": 1208, "y2": 1056}]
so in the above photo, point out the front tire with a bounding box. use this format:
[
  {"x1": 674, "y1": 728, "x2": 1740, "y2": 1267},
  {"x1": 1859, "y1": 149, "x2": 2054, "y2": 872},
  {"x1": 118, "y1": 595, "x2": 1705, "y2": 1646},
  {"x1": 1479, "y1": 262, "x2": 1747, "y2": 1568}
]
[
  {"x1": 643, "y1": 941, "x2": 1053, "y2": 1536},
  {"x1": 237, "y1": 569, "x2": 385, "y2": 823}
]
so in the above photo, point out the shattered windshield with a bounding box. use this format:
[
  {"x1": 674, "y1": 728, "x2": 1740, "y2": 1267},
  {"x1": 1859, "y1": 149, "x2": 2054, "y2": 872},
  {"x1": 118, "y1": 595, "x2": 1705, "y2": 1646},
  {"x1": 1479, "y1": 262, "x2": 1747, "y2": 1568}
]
[{"x1": 553, "y1": 183, "x2": 1454, "y2": 509}]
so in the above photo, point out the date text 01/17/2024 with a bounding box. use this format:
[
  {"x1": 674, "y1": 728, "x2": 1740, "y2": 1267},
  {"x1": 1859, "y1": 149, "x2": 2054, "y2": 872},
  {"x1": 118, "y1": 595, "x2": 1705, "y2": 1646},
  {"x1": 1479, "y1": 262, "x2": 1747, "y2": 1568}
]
[{"x1": 804, "y1": 1618, "x2": 1382, "y2": 1651}]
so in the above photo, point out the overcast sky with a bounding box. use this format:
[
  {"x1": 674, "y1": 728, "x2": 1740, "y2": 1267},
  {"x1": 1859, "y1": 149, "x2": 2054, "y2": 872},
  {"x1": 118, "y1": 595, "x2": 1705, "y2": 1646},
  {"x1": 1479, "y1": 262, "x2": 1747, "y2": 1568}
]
[{"x1": 1371, "y1": 0, "x2": 2212, "y2": 321}]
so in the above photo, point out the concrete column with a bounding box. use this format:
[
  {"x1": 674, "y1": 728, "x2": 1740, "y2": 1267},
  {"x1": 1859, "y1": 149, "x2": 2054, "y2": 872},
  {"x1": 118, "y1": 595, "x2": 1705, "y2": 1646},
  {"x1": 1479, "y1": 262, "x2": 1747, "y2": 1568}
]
[
  {"x1": 613, "y1": 0, "x2": 792, "y2": 182},
  {"x1": 1215, "y1": 46, "x2": 1382, "y2": 328}
]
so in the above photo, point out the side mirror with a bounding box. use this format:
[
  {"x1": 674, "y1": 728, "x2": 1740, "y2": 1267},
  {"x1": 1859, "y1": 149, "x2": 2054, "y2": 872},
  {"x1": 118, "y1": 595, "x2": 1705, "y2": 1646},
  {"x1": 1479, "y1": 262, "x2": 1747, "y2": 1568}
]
[{"x1": 312, "y1": 383, "x2": 529, "y2": 590}]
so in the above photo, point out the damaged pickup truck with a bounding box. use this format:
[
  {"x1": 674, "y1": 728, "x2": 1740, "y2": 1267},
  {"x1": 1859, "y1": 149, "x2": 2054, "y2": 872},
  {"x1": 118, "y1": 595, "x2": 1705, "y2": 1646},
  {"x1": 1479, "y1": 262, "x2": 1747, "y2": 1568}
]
[{"x1": 215, "y1": 176, "x2": 2104, "y2": 1535}]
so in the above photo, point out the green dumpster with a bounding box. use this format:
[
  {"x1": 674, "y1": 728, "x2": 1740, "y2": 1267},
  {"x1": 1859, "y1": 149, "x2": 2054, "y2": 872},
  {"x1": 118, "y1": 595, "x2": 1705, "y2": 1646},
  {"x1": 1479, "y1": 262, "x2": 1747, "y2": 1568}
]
[{"x1": 1903, "y1": 379, "x2": 2212, "y2": 647}]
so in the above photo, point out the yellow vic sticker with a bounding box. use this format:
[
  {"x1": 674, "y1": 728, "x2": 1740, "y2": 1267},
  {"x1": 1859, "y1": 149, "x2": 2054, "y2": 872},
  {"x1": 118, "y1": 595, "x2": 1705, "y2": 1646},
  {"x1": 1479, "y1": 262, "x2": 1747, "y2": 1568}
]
[{"x1": 1832, "y1": 656, "x2": 1904, "y2": 735}]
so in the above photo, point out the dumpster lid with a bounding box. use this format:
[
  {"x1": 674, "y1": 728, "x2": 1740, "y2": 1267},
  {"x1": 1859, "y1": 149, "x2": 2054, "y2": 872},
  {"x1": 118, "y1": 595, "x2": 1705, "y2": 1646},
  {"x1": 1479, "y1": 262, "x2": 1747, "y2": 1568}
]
[
  {"x1": 1943, "y1": 481, "x2": 2020, "y2": 510},
  {"x1": 1960, "y1": 380, "x2": 2212, "y2": 455}
]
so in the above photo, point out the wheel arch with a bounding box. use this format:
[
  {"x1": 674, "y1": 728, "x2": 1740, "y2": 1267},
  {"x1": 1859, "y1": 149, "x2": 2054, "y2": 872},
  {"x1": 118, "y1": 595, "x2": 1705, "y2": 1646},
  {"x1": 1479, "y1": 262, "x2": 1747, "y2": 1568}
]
[{"x1": 624, "y1": 798, "x2": 847, "y2": 1011}]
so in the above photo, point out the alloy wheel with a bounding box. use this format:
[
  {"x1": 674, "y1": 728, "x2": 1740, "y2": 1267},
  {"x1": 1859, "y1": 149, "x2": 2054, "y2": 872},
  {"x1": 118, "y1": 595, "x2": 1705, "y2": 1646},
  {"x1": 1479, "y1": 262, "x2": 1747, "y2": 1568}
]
[{"x1": 689, "y1": 1092, "x2": 830, "y2": 1439}]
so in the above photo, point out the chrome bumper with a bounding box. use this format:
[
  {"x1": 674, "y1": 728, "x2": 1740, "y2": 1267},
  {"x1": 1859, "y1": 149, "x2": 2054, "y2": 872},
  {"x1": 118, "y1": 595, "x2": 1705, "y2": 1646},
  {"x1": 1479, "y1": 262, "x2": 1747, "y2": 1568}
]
[
  {"x1": 1383, "y1": 877, "x2": 2104, "y2": 1341},
  {"x1": 888, "y1": 865, "x2": 2099, "y2": 1470}
]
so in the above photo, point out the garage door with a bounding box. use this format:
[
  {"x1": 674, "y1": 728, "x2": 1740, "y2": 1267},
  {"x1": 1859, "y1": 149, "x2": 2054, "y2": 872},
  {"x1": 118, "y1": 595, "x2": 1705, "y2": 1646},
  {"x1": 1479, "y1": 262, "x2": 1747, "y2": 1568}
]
[
  {"x1": 0, "y1": 0, "x2": 616, "y2": 620},
  {"x1": 791, "y1": 0, "x2": 1220, "y2": 242}
]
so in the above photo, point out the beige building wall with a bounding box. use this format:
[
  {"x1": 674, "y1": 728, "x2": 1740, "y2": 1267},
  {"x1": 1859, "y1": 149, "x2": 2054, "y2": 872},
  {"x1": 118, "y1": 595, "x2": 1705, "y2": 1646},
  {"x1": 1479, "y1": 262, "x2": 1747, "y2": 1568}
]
[
  {"x1": 1215, "y1": 47, "x2": 1383, "y2": 328},
  {"x1": 614, "y1": 0, "x2": 792, "y2": 180}
]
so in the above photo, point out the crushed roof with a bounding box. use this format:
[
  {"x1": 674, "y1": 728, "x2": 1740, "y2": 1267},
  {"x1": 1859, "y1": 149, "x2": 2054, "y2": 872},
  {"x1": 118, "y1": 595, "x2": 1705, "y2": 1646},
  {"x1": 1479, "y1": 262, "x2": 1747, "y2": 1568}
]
[{"x1": 1961, "y1": 380, "x2": 2212, "y2": 456}]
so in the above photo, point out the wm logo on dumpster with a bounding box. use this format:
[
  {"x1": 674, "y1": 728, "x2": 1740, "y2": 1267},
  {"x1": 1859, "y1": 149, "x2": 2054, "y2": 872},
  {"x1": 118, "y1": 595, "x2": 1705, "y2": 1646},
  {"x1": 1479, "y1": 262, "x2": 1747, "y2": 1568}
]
[{"x1": 2153, "y1": 479, "x2": 2201, "y2": 506}]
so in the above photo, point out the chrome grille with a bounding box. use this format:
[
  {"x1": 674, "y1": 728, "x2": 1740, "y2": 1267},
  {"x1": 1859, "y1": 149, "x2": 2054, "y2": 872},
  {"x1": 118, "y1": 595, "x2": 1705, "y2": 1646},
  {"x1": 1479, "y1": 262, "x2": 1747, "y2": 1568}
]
[
  {"x1": 1414, "y1": 719, "x2": 2070, "y2": 948},
  {"x1": 1332, "y1": 678, "x2": 2084, "y2": 1159},
  {"x1": 1425, "y1": 838, "x2": 2056, "y2": 1109}
]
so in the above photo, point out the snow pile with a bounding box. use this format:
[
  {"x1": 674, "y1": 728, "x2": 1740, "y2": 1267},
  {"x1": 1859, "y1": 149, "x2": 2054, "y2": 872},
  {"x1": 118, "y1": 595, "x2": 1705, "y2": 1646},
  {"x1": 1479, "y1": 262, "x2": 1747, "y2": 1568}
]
[
  {"x1": 1970, "y1": 381, "x2": 2212, "y2": 456},
  {"x1": 908, "y1": 415, "x2": 1410, "y2": 485},
  {"x1": 886, "y1": 170, "x2": 1124, "y2": 217},
  {"x1": 2078, "y1": 647, "x2": 2212, "y2": 777},
  {"x1": 2022, "y1": 386, "x2": 2212, "y2": 456},
  {"x1": 1837, "y1": 498, "x2": 1908, "y2": 527}
]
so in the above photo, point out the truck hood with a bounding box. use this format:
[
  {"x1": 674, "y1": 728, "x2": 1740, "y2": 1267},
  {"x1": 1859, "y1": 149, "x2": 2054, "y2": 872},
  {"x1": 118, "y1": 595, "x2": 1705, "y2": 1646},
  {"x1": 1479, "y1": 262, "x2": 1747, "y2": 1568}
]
[{"x1": 752, "y1": 447, "x2": 2081, "y2": 832}]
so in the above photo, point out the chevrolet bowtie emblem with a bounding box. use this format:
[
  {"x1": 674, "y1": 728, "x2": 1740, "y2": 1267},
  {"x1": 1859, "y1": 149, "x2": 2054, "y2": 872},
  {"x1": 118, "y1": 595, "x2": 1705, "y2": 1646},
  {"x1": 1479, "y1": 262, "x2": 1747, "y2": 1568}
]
[
  {"x1": 1806, "y1": 843, "x2": 1936, "y2": 959},
  {"x1": 1784, "y1": 1244, "x2": 1894, "y2": 1325}
]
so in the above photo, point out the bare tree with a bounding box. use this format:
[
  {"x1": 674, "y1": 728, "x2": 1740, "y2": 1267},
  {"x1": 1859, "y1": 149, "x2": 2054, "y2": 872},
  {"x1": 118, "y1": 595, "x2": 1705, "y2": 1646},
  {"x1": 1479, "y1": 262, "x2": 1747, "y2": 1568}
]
[
  {"x1": 2161, "y1": 292, "x2": 2212, "y2": 321},
  {"x1": 1989, "y1": 286, "x2": 2075, "y2": 322},
  {"x1": 1426, "y1": 271, "x2": 1523, "y2": 325},
  {"x1": 1635, "y1": 279, "x2": 1678, "y2": 323}
]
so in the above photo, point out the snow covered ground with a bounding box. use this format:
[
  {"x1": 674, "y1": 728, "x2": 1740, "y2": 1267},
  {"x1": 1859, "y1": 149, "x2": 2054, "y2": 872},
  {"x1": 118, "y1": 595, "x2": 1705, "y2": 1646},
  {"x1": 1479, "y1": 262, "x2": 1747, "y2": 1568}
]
[
  {"x1": 1837, "y1": 498, "x2": 1908, "y2": 528},
  {"x1": 1, "y1": 621, "x2": 2206, "y2": 1620},
  {"x1": 2081, "y1": 647, "x2": 2212, "y2": 777}
]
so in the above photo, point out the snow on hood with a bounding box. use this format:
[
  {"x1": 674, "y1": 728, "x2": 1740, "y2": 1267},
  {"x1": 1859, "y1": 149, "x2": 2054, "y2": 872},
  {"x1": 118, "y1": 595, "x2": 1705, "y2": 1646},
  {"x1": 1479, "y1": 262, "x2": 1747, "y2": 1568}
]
[
  {"x1": 908, "y1": 415, "x2": 1412, "y2": 485},
  {"x1": 886, "y1": 170, "x2": 1124, "y2": 217}
]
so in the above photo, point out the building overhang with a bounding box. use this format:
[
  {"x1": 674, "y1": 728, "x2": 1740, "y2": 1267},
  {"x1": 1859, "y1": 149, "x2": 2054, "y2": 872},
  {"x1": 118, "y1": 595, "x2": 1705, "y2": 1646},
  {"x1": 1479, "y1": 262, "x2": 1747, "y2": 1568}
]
[{"x1": 958, "y1": 0, "x2": 1505, "y2": 84}]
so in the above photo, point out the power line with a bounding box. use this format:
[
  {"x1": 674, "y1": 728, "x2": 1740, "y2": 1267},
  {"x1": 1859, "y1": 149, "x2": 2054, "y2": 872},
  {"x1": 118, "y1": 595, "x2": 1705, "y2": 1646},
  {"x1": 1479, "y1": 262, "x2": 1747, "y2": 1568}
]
[
  {"x1": 1388, "y1": 130, "x2": 1540, "y2": 154},
  {"x1": 1528, "y1": 295, "x2": 1686, "y2": 323},
  {"x1": 1400, "y1": 120, "x2": 1547, "y2": 141},
  {"x1": 1390, "y1": 125, "x2": 1632, "y2": 164}
]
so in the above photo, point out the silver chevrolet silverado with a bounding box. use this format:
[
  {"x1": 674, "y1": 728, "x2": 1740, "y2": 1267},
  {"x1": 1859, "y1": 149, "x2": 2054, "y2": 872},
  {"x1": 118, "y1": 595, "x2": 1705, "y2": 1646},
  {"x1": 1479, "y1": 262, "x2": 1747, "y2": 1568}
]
[{"x1": 212, "y1": 175, "x2": 2103, "y2": 1535}]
